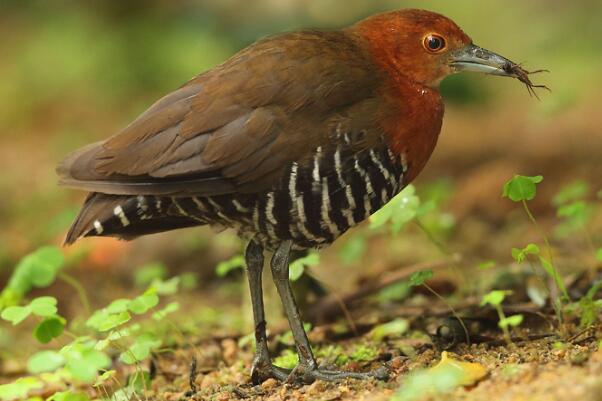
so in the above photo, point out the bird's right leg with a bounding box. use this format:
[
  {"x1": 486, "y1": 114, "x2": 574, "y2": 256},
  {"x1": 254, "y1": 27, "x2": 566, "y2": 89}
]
[{"x1": 245, "y1": 239, "x2": 290, "y2": 384}]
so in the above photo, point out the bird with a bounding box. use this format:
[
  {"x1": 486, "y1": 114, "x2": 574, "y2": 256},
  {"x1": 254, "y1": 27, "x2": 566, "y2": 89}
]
[{"x1": 58, "y1": 9, "x2": 543, "y2": 384}]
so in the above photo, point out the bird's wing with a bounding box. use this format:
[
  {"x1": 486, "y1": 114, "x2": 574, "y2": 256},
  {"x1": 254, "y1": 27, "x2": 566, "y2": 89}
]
[{"x1": 57, "y1": 31, "x2": 380, "y2": 196}]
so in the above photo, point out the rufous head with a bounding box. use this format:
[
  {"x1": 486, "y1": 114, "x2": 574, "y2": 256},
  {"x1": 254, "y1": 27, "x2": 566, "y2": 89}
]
[{"x1": 351, "y1": 9, "x2": 533, "y2": 89}]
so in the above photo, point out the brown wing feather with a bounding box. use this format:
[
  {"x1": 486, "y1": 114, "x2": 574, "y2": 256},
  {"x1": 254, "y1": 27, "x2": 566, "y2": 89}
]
[{"x1": 57, "y1": 30, "x2": 380, "y2": 197}]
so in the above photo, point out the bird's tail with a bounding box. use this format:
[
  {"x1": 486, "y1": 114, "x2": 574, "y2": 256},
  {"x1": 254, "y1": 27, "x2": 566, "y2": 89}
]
[{"x1": 64, "y1": 193, "x2": 201, "y2": 245}]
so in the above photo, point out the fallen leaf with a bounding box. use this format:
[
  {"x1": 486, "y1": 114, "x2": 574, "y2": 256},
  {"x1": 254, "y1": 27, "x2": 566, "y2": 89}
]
[{"x1": 428, "y1": 351, "x2": 488, "y2": 387}]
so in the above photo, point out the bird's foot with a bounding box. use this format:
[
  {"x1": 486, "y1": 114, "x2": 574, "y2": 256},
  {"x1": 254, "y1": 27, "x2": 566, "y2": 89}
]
[
  {"x1": 251, "y1": 359, "x2": 291, "y2": 384},
  {"x1": 285, "y1": 363, "x2": 389, "y2": 384}
]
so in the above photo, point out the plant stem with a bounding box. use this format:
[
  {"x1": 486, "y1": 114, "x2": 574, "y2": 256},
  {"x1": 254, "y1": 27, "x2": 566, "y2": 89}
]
[
  {"x1": 423, "y1": 283, "x2": 471, "y2": 345},
  {"x1": 495, "y1": 305, "x2": 513, "y2": 346},
  {"x1": 521, "y1": 200, "x2": 554, "y2": 263},
  {"x1": 59, "y1": 272, "x2": 91, "y2": 317}
]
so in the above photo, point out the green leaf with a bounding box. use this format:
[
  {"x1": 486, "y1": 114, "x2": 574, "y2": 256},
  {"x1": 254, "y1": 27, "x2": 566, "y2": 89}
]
[
  {"x1": 289, "y1": 253, "x2": 319, "y2": 281},
  {"x1": 1, "y1": 305, "x2": 31, "y2": 325},
  {"x1": 106, "y1": 298, "x2": 131, "y2": 314},
  {"x1": 596, "y1": 248, "x2": 602, "y2": 262},
  {"x1": 33, "y1": 316, "x2": 65, "y2": 343},
  {"x1": 128, "y1": 293, "x2": 159, "y2": 315},
  {"x1": 119, "y1": 335, "x2": 161, "y2": 364},
  {"x1": 152, "y1": 302, "x2": 180, "y2": 321},
  {"x1": 149, "y1": 277, "x2": 179, "y2": 295},
  {"x1": 87, "y1": 310, "x2": 131, "y2": 332},
  {"x1": 481, "y1": 290, "x2": 509, "y2": 307},
  {"x1": 370, "y1": 185, "x2": 420, "y2": 234},
  {"x1": 1, "y1": 247, "x2": 63, "y2": 307},
  {"x1": 62, "y1": 343, "x2": 111, "y2": 383},
  {"x1": 369, "y1": 318, "x2": 409, "y2": 341},
  {"x1": 27, "y1": 350, "x2": 65, "y2": 374},
  {"x1": 499, "y1": 314, "x2": 523, "y2": 329},
  {"x1": 127, "y1": 371, "x2": 152, "y2": 393},
  {"x1": 409, "y1": 270, "x2": 433, "y2": 287},
  {"x1": 502, "y1": 175, "x2": 543, "y2": 202},
  {"x1": 134, "y1": 263, "x2": 167, "y2": 288},
  {"x1": 215, "y1": 255, "x2": 245, "y2": 277},
  {"x1": 511, "y1": 243, "x2": 540, "y2": 263},
  {"x1": 0, "y1": 377, "x2": 44, "y2": 401},
  {"x1": 47, "y1": 391, "x2": 91, "y2": 401},
  {"x1": 29, "y1": 296, "x2": 58, "y2": 317},
  {"x1": 553, "y1": 181, "x2": 588, "y2": 206}
]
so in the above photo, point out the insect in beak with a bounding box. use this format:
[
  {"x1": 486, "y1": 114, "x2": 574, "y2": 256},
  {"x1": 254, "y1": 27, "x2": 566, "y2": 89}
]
[{"x1": 450, "y1": 43, "x2": 550, "y2": 98}]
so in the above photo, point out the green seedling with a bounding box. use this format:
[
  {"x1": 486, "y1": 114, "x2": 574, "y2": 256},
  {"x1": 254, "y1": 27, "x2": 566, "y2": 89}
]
[
  {"x1": 504, "y1": 175, "x2": 570, "y2": 323},
  {"x1": 481, "y1": 290, "x2": 523, "y2": 345}
]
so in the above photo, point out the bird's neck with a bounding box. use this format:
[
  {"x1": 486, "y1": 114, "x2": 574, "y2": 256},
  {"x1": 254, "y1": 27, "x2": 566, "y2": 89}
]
[{"x1": 379, "y1": 79, "x2": 444, "y2": 184}]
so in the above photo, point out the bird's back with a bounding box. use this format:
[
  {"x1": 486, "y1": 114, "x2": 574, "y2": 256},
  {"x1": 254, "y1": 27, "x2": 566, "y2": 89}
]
[{"x1": 59, "y1": 28, "x2": 434, "y2": 249}]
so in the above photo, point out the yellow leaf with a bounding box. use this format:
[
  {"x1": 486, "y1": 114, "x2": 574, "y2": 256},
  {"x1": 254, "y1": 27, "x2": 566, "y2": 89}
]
[{"x1": 428, "y1": 351, "x2": 488, "y2": 386}]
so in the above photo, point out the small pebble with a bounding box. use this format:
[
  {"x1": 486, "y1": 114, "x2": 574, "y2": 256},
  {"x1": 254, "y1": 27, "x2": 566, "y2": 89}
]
[{"x1": 261, "y1": 378, "x2": 278, "y2": 390}]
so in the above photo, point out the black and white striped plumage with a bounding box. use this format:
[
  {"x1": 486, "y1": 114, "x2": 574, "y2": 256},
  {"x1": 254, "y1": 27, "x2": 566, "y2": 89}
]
[{"x1": 66, "y1": 139, "x2": 408, "y2": 251}]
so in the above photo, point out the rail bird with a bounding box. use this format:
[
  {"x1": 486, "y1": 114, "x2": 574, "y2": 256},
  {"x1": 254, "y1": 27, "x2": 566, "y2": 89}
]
[{"x1": 58, "y1": 9, "x2": 543, "y2": 383}]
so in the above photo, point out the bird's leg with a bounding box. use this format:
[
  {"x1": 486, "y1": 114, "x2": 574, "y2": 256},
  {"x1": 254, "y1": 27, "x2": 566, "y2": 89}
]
[
  {"x1": 270, "y1": 241, "x2": 389, "y2": 383},
  {"x1": 244, "y1": 239, "x2": 290, "y2": 384}
]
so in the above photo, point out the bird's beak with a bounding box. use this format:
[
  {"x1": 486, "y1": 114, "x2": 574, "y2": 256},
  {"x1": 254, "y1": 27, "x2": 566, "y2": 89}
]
[{"x1": 450, "y1": 43, "x2": 517, "y2": 77}]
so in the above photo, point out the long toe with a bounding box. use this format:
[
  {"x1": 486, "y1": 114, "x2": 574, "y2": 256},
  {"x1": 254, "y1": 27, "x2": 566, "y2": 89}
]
[{"x1": 286, "y1": 364, "x2": 390, "y2": 384}]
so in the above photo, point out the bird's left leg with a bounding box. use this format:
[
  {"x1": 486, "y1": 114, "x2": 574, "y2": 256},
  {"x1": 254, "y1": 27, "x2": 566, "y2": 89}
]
[
  {"x1": 270, "y1": 241, "x2": 389, "y2": 383},
  {"x1": 245, "y1": 239, "x2": 290, "y2": 384}
]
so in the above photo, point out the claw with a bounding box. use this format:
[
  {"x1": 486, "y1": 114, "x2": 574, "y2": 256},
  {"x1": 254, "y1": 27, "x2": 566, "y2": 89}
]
[{"x1": 251, "y1": 360, "x2": 291, "y2": 384}]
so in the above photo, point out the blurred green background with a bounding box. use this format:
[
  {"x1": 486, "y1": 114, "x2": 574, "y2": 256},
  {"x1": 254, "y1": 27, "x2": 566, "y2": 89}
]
[{"x1": 0, "y1": 0, "x2": 601, "y2": 273}]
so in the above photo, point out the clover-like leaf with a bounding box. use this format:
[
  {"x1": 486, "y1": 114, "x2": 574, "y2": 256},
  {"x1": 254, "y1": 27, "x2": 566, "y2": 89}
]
[
  {"x1": 511, "y1": 243, "x2": 540, "y2": 263},
  {"x1": 553, "y1": 181, "x2": 588, "y2": 206},
  {"x1": 1, "y1": 305, "x2": 31, "y2": 325},
  {"x1": 119, "y1": 335, "x2": 161, "y2": 364},
  {"x1": 481, "y1": 290, "x2": 510, "y2": 307},
  {"x1": 62, "y1": 343, "x2": 111, "y2": 383},
  {"x1": 30, "y1": 296, "x2": 58, "y2": 317},
  {"x1": 0, "y1": 377, "x2": 44, "y2": 401},
  {"x1": 128, "y1": 293, "x2": 159, "y2": 315},
  {"x1": 370, "y1": 185, "x2": 420, "y2": 234},
  {"x1": 409, "y1": 270, "x2": 433, "y2": 287},
  {"x1": 152, "y1": 302, "x2": 180, "y2": 321},
  {"x1": 47, "y1": 390, "x2": 91, "y2": 401},
  {"x1": 34, "y1": 316, "x2": 65, "y2": 343},
  {"x1": 499, "y1": 314, "x2": 524, "y2": 329},
  {"x1": 27, "y1": 350, "x2": 65, "y2": 374},
  {"x1": 149, "y1": 277, "x2": 179, "y2": 295},
  {"x1": 87, "y1": 310, "x2": 131, "y2": 332},
  {"x1": 106, "y1": 298, "x2": 131, "y2": 314},
  {"x1": 502, "y1": 175, "x2": 543, "y2": 202}
]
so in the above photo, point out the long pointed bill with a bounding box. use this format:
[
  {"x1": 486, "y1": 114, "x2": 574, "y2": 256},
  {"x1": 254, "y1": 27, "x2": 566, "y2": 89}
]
[
  {"x1": 450, "y1": 44, "x2": 516, "y2": 76},
  {"x1": 450, "y1": 43, "x2": 550, "y2": 98}
]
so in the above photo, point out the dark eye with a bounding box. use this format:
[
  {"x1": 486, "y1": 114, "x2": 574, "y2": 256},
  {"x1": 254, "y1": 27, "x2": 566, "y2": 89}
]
[{"x1": 423, "y1": 34, "x2": 446, "y2": 53}]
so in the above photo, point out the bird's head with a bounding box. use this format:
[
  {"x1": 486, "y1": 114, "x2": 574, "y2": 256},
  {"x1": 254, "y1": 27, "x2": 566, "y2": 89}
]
[{"x1": 352, "y1": 9, "x2": 546, "y2": 93}]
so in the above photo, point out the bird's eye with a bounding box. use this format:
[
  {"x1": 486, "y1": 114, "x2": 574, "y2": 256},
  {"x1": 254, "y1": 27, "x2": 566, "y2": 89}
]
[{"x1": 423, "y1": 34, "x2": 446, "y2": 53}]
